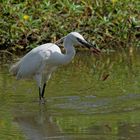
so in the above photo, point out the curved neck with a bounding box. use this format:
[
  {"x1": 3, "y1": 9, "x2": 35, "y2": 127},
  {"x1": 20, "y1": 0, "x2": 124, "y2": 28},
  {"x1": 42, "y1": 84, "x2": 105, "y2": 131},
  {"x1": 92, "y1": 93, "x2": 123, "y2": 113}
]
[{"x1": 60, "y1": 38, "x2": 76, "y2": 65}]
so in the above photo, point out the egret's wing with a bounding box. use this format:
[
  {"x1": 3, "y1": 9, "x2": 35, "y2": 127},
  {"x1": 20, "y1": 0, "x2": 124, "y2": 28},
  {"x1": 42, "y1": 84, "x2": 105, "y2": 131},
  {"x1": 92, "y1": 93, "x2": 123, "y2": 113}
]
[
  {"x1": 16, "y1": 44, "x2": 56, "y2": 79},
  {"x1": 10, "y1": 43, "x2": 62, "y2": 79},
  {"x1": 16, "y1": 53, "x2": 43, "y2": 79}
]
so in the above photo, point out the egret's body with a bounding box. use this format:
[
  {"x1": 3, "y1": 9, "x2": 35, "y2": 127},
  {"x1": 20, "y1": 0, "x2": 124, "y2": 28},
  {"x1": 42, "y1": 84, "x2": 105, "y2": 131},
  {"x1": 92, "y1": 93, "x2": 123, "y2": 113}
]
[{"x1": 10, "y1": 32, "x2": 99, "y2": 103}]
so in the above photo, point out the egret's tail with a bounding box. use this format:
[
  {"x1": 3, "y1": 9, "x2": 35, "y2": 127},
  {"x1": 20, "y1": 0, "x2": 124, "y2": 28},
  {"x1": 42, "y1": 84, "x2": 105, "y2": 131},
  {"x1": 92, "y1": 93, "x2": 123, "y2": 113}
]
[{"x1": 9, "y1": 61, "x2": 20, "y2": 76}]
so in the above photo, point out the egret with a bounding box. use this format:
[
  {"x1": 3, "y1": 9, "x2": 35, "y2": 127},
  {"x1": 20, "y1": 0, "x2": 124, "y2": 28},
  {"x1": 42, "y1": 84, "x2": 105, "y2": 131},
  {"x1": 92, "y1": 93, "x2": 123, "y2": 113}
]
[{"x1": 10, "y1": 32, "x2": 100, "y2": 103}]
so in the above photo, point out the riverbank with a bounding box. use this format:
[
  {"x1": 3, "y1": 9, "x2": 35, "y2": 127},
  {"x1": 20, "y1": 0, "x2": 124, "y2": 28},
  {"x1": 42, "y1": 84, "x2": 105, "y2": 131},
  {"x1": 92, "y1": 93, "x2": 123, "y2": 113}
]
[{"x1": 1, "y1": 0, "x2": 139, "y2": 52}]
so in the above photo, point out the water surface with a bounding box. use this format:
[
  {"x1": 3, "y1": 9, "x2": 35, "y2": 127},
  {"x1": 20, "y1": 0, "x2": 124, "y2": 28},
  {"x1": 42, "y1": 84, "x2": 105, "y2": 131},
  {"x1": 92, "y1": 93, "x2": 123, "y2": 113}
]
[{"x1": 0, "y1": 49, "x2": 140, "y2": 140}]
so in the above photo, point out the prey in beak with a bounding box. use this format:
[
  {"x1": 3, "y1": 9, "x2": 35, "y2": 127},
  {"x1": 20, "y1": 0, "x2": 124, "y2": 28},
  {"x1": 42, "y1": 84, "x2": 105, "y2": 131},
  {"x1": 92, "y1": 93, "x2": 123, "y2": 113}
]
[{"x1": 76, "y1": 37, "x2": 101, "y2": 55}]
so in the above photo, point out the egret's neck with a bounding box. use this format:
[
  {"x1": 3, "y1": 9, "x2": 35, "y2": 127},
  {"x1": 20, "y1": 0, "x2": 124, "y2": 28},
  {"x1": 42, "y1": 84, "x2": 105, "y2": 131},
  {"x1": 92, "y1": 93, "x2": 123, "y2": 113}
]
[{"x1": 61, "y1": 38, "x2": 76, "y2": 64}]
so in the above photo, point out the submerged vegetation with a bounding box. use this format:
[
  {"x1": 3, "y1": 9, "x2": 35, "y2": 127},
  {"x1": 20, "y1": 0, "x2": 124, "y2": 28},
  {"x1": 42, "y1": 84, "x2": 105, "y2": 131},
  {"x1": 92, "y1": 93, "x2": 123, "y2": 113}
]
[{"x1": 0, "y1": 0, "x2": 140, "y2": 52}]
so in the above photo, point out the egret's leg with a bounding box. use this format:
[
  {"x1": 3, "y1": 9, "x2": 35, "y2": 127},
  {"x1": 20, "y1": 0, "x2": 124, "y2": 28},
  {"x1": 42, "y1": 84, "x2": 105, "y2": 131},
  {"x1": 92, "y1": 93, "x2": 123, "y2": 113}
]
[
  {"x1": 41, "y1": 73, "x2": 51, "y2": 99},
  {"x1": 35, "y1": 74, "x2": 42, "y2": 101},
  {"x1": 41, "y1": 83, "x2": 46, "y2": 98}
]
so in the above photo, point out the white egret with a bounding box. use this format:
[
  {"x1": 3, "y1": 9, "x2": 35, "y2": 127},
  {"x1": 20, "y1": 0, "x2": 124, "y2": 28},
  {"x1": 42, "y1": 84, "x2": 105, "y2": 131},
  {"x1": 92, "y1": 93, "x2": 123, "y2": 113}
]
[{"x1": 10, "y1": 32, "x2": 100, "y2": 103}]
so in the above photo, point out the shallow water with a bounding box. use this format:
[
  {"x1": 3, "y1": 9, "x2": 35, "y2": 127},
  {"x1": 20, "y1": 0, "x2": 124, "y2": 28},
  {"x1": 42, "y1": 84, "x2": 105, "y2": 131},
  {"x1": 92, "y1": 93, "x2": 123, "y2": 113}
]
[{"x1": 0, "y1": 49, "x2": 140, "y2": 140}]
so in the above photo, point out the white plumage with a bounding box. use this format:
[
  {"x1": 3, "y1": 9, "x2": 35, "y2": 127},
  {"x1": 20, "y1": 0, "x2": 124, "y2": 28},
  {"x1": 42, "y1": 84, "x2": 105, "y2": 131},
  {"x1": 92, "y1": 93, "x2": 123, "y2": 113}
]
[
  {"x1": 10, "y1": 32, "x2": 100, "y2": 103},
  {"x1": 10, "y1": 44, "x2": 59, "y2": 79}
]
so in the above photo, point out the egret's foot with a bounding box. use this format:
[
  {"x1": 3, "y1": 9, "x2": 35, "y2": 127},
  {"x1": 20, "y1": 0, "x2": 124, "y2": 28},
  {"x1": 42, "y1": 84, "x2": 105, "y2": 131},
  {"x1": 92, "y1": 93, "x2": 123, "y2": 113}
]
[{"x1": 39, "y1": 97, "x2": 46, "y2": 104}]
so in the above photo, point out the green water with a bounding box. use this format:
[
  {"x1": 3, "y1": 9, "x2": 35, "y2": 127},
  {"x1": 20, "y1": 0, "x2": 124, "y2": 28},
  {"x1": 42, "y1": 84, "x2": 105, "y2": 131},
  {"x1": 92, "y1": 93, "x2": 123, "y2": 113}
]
[{"x1": 0, "y1": 49, "x2": 140, "y2": 140}]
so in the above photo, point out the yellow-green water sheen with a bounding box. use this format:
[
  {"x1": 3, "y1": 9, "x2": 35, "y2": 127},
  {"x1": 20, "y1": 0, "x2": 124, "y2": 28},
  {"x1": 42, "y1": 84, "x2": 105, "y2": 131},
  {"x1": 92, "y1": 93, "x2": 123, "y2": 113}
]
[{"x1": 0, "y1": 49, "x2": 140, "y2": 140}]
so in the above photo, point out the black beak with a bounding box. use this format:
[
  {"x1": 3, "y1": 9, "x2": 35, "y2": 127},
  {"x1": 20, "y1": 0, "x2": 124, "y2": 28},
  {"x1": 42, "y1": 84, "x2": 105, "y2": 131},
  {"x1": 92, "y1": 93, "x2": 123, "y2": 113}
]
[{"x1": 77, "y1": 38, "x2": 101, "y2": 55}]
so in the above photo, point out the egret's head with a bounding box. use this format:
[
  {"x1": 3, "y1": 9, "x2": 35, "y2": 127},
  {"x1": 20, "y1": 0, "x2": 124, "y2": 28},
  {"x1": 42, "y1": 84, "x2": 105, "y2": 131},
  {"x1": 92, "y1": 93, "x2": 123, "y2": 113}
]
[
  {"x1": 66, "y1": 32, "x2": 85, "y2": 45},
  {"x1": 66, "y1": 32, "x2": 101, "y2": 54}
]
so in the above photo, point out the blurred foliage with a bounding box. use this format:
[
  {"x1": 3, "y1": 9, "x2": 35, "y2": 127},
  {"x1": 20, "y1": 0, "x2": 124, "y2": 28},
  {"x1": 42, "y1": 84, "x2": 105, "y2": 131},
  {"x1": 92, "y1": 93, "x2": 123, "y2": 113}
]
[{"x1": 0, "y1": 0, "x2": 140, "y2": 52}]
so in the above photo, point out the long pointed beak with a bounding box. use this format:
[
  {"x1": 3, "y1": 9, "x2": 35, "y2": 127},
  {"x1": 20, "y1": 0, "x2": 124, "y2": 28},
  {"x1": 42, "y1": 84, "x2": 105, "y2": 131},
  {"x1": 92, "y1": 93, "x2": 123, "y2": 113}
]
[{"x1": 77, "y1": 38, "x2": 101, "y2": 55}]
